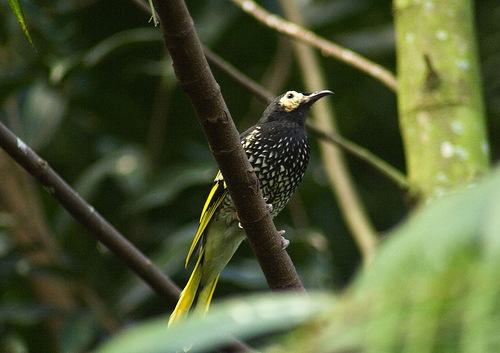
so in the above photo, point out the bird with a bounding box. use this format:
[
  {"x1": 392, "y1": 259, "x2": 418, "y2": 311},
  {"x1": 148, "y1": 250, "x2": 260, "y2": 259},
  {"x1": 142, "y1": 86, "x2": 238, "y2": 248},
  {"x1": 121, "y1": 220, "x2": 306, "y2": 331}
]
[{"x1": 168, "y1": 90, "x2": 333, "y2": 326}]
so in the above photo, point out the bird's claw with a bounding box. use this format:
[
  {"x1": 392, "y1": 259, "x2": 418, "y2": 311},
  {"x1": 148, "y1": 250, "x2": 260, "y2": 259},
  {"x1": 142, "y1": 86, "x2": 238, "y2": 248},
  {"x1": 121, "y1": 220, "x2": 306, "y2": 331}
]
[
  {"x1": 262, "y1": 197, "x2": 274, "y2": 213},
  {"x1": 278, "y1": 230, "x2": 289, "y2": 249}
]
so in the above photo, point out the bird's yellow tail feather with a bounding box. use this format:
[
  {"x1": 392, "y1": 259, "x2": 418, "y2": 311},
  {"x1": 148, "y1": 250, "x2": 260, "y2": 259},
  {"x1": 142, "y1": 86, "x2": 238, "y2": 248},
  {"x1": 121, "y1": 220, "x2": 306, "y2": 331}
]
[
  {"x1": 168, "y1": 255, "x2": 203, "y2": 327},
  {"x1": 194, "y1": 274, "x2": 220, "y2": 316}
]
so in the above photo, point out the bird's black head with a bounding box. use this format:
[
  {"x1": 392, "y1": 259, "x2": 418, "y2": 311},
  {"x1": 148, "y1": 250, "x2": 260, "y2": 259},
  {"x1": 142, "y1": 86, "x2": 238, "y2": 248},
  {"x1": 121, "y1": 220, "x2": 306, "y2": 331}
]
[{"x1": 259, "y1": 90, "x2": 333, "y2": 127}]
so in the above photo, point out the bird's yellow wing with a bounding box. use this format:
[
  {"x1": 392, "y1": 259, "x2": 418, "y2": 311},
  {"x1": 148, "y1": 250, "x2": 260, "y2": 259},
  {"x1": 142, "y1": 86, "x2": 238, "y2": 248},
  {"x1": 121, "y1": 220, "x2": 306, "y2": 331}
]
[{"x1": 185, "y1": 171, "x2": 227, "y2": 267}]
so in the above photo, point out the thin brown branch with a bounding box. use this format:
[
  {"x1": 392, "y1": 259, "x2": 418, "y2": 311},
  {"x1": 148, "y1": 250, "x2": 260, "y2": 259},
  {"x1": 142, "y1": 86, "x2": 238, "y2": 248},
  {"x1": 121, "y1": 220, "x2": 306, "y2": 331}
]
[
  {"x1": 151, "y1": 0, "x2": 305, "y2": 291},
  {"x1": 0, "y1": 120, "x2": 181, "y2": 305},
  {"x1": 229, "y1": 0, "x2": 398, "y2": 92},
  {"x1": 306, "y1": 123, "x2": 409, "y2": 190},
  {"x1": 204, "y1": 47, "x2": 274, "y2": 105}
]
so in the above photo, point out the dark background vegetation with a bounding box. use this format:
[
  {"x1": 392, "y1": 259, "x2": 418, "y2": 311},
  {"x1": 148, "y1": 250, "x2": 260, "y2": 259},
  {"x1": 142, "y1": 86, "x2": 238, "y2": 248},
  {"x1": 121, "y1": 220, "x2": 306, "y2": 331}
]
[{"x1": 1, "y1": 0, "x2": 499, "y2": 351}]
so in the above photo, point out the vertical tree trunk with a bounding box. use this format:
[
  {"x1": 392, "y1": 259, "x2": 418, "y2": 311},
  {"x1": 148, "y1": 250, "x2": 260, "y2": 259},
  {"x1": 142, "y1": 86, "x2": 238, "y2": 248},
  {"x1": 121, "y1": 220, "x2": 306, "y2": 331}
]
[{"x1": 394, "y1": 0, "x2": 489, "y2": 202}]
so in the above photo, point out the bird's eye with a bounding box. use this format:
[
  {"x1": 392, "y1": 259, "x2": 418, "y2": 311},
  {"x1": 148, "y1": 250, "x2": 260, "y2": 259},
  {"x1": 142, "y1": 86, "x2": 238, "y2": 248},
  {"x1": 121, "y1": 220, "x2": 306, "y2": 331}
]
[{"x1": 279, "y1": 91, "x2": 303, "y2": 112}]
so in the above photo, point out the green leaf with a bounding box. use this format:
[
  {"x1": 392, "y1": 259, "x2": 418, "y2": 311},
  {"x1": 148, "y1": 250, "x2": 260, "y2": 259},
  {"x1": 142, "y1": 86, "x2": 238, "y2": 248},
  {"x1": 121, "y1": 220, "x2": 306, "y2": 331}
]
[
  {"x1": 19, "y1": 82, "x2": 67, "y2": 149},
  {"x1": 94, "y1": 293, "x2": 332, "y2": 353},
  {"x1": 125, "y1": 164, "x2": 215, "y2": 214},
  {"x1": 7, "y1": 0, "x2": 35, "y2": 48},
  {"x1": 50, "y1": 28, "x2": 164, "y2": 83},
  {"x1": 53, "y1": 145, "x2": 148, "y2": 234},
  {"x1": 147, "y1": 0, "x2": 158, "y2": 26},
  {"x1": 274, "y1": 168, "x2": 500, "y2": 353}
]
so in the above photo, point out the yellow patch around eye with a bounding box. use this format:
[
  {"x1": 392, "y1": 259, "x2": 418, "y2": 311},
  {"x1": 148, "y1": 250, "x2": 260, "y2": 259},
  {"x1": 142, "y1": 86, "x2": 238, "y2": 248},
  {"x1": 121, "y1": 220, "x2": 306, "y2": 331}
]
[{"x1": 279, "y1": 91, "x2": 304, "y2": 112}]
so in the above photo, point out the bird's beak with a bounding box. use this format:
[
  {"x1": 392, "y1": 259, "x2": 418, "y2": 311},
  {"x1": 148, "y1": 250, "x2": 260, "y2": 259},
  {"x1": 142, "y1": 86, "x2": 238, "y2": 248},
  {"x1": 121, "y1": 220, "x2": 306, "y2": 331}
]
[{"x1": 304, "y1": 90, "x2": 334, "y2": 103}]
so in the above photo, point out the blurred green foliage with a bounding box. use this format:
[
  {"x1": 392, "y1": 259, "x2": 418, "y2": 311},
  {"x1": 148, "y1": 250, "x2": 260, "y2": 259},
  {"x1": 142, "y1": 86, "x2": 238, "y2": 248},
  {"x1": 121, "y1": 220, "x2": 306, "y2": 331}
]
[
  {"x1": 94, "y1": 167, "x2": 500, "y2": 352},
  {"x1": 0, "y1": 0, "x2": 499, "y2": 352}
]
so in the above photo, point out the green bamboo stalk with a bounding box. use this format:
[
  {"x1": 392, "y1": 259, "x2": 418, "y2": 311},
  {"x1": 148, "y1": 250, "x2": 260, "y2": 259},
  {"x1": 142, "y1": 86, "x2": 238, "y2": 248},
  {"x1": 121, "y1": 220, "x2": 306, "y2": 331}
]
[{"x1": 394, "y1": 0, "x2": 490, "y2": 202}]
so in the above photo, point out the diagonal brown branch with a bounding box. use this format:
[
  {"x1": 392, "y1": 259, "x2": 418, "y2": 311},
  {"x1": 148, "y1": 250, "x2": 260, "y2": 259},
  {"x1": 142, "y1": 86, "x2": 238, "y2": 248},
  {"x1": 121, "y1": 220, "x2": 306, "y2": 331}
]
[
  {"x1": 151, "y1": 0, "x2": 305, "y2": 291},
  {"x1": 0, "y1": 121, "x2": 181, "y2": 305},
  {"x1": 229, "y1": 0, "x2": 398, "y2": 91}
]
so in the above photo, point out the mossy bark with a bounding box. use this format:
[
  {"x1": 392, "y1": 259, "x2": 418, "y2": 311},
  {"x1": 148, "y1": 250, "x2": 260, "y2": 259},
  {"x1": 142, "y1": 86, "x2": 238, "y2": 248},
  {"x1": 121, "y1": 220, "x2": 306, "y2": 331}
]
[{"x1": 394, "y1": 0, "x2": 489, "y2": 202}]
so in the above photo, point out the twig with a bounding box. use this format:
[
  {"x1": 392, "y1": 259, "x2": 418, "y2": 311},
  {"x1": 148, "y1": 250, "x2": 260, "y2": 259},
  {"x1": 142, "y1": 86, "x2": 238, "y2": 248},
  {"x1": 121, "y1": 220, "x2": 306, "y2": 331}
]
[
  {"x1": 229, "y1": 0, "x2": 398, "y2": 92},
  {"x1": 151, "y1": 0, "x2": 305, "y2": 292},
  {"x1": 0, "y1": 121, "x2": 181, "y2": 305},
  {"x1": 205, "y1": 48, "x2": 409, "y2": 190},
  {"x1": 306, "y1": 123, "x2": 409, "y2": 190},
  {"x1": 204, "y1": 47, "x2": 274, "y2": 105}
]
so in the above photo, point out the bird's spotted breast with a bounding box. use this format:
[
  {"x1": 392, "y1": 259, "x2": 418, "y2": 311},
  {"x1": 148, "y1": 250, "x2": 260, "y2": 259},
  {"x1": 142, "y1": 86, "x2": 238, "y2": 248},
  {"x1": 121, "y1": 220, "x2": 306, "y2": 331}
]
[{"x1": 219, "y1": 123, "x2": 310, "y2": 221}]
